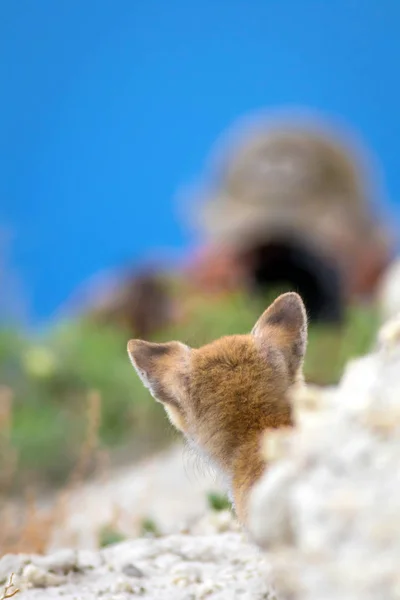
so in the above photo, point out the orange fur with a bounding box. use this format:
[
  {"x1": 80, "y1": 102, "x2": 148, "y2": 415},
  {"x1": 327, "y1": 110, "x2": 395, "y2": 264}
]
[{"x1": 127, "y1": 292, "x2": 308, "y2": 525}]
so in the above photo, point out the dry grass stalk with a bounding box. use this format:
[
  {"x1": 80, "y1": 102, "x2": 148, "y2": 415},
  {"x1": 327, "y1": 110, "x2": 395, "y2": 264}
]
[
  {"x1": 67, "y1": 390, "x2": 102, "y2": 489},
  {"x1": 0, "y1": 388, "x2": 18, "y2": 495},
  {"x1": 0, "y1": 485, "x2": 65, "y2": 555},
  {"x1": 0, "y1": 573, "x2": 19, "y2": 600},
  {"x1": 0, "y1": 390, "x2": 110, "y2": 555}
]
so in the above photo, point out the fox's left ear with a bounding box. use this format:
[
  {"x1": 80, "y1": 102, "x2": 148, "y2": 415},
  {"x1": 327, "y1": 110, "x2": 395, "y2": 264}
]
[
  {"x1": 127, "y1": 339, "x2": 191, "y2": 407},
  {"x1": 252, "y1": 292, "x2": 308, "y2": 377}
]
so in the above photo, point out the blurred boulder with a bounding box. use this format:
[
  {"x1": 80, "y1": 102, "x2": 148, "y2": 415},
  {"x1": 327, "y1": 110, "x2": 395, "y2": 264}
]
[
  {"x1": 186, "y1": 114, "x2": 394, "y2": 322},
  {"x1": 247, "y1": 313, "x2": 400, "y2": 600}
]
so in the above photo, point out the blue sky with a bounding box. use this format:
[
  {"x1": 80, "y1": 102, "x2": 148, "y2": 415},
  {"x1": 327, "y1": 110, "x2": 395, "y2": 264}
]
[{"x1": 1, "y1": 0, "x2": 399, "y2": 321}]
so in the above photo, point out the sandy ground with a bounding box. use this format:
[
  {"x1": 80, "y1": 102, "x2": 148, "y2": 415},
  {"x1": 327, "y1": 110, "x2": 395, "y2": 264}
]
[
  {"x1": 48, "y1": 443, "x2": 224, "y2": 551},
  {"x1": 1, "y1": 445, "x2": 276, "y2": 599}
]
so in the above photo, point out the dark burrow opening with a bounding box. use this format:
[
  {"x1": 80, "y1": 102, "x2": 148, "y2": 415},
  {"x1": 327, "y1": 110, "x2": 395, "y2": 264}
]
[{"x1": 242, "y1": 237, "x2": 345, "y2": 324}]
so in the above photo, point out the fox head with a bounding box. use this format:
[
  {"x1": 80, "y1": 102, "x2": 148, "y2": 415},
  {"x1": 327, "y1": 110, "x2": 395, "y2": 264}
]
[{"x1": 127, "y1": 292, "x2": 307, "y2": 483}]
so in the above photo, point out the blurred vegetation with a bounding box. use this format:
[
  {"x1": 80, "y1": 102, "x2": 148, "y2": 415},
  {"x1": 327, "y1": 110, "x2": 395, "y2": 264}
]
[
  {"x1": 139, "y1": 517, "x2": 161, "y2": 538},
  {"x1": 0, "y1": 286, "x2": 380, "y2": 491},
  {"x1": 207, "y1": 491, "x2": 232, "y2": 512},
  {"x1": 98, "y1": 524, "x2": 127, "y2": 548}
]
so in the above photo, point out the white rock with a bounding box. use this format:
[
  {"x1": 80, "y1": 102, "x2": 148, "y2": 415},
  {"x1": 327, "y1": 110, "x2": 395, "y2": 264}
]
[
  {"x1": 4, "y1": 534, "x2": 275, "y2": 599},
  {"x1": 248, "y1": 316, "x2": 400, "y2": 599}
]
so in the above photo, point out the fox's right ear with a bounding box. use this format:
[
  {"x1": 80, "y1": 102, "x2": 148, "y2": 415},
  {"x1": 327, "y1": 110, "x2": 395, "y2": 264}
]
[{"x1": 252, "y1": 292, "x2": 308, "y2": 378}]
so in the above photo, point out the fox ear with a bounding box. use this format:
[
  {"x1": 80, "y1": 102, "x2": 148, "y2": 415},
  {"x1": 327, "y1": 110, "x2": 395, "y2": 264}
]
[
  {"x1": 252, "y1": 292, "x2": 308, "y2": 377},
  {"x1": 127, "y1": 339, "x2": 191, "y2": 406}
]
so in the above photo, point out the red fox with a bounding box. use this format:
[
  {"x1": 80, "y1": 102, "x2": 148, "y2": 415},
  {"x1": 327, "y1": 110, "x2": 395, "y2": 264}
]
[{"x1": 127, "y1": 292, "x2": 307, "y2": 524}]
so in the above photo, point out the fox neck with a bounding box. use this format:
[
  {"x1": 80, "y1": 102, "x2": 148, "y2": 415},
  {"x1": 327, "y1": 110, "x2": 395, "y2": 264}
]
[
  {"x1": 229, "y1": 434, "x2": 269, "y2": 524},
  {"x1": 189, "y1": 428, "x2": 271, "y2": 524},
  {"x1": 229, "y1": 408, "x2": 295, "y2": 524}
]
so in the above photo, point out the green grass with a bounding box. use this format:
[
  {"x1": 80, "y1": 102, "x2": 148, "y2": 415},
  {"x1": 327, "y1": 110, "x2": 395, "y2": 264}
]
[
  {"x1": 305, "y1": 303, "x2": 380, "y2": 384},
  {"x1": 0, "y1": 289, "x2": 380, "y2": 490},
  {"x1": 139, "y1": 517, "x2": 161, "y2": 538},
  {"x1": 0, "y1": 319, "x2": 170, "y2": 489},
  {"x1": 207, "y1": 491, "x2": 232, "y2": 512},
  {"x1": 98, "y1": 525, "x2": 127, "y2": 548}
]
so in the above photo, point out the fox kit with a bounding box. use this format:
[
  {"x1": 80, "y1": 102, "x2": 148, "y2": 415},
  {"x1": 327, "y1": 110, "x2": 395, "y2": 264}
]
[{"x1": 127, "y1": 292, "x2": 307, "y2": 524}]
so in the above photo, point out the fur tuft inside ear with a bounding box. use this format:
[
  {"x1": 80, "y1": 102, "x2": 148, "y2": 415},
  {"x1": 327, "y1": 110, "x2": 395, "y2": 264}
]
[
  {"x1": 252, "y1": 292, "x2": 308, "y2": 378},
  {"x1": 127, "y1": 339, "x2": 190, "y2": 406}
]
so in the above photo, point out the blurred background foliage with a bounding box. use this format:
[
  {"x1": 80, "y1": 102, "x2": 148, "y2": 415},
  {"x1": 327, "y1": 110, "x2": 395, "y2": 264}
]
[{"x1": 0, "y1": 282, "x2": 379, "y2": 491}]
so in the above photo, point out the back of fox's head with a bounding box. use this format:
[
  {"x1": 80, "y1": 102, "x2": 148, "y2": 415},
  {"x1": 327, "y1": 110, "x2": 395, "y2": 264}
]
[{"x1": 127, "y1": 292, "x2": 307, "y2": 467}]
